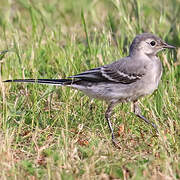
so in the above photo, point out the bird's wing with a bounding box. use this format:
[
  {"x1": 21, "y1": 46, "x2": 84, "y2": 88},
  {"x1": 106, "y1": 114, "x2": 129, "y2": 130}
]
[{"x1": 69, "y1": 57, "x2": 146, "y2": 84}]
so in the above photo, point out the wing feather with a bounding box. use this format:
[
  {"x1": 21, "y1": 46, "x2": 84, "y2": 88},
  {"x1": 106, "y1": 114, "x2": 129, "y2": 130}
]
[{"x1": 69, "y1": 57, "x2": 146, "y2": 84}]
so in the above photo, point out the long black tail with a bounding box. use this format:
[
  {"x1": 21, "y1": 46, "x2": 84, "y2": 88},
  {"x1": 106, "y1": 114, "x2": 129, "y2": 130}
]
[{"x1": 3, "y1": 79, "x2": 73, "y2": 85}]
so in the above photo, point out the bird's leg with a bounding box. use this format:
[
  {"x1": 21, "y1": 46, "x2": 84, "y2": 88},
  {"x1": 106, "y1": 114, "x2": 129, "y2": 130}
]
[
  {"x1": 105, "y1": 102, "x2": 120, "y2": 147},
  {"x1": 133, "y1": 101, "x2": 157, "y2": 130}
]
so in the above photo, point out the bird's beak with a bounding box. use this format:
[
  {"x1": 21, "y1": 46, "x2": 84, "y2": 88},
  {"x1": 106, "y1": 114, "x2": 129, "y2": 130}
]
[{"x1": 162, "y1": 42, "x2": 176, "y2": 49}]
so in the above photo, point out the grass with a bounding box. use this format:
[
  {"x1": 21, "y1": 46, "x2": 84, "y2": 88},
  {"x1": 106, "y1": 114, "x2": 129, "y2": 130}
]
[{"x1": 0, "y1": 0, "x2": 180, "y2": 179}]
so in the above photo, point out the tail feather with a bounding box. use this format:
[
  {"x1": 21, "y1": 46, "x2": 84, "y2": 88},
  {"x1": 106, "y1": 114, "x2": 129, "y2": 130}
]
[{"x1": 3, "y1": 79, "x2": 73, "y2": 85}]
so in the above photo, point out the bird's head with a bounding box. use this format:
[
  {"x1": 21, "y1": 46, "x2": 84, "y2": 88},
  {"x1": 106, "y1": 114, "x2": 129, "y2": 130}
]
[{"x1": 129, "y1": 33, "x2": 175, "y2": 57}]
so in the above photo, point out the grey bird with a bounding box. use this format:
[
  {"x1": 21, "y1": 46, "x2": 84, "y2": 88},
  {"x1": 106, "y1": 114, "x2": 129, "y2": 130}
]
[{"x1": 4, "y1": 33, "x2": 175, "y2": 146}]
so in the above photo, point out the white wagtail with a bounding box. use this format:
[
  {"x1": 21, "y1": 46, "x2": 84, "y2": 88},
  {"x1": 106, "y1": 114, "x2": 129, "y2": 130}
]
[{"x1": 4, "y1": 33, "x2": 175, "y2": 146}]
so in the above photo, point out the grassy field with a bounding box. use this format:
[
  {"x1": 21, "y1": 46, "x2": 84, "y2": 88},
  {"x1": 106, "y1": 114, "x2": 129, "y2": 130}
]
[{"x1": 0, "y1": 0, "x2": 180, "y2": 179}]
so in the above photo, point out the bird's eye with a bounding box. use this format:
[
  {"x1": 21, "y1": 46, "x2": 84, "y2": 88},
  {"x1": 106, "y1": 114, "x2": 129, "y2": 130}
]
[{"x1": 150, "y1": 41, "x2": 156, "y2": 46}]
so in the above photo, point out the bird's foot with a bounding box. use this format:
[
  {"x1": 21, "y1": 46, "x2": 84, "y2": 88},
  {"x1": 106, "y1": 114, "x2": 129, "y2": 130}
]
[
  {"x1": 112, "y1": 139, "x2": 121, "y2": 149},
  {"x1": 111, "y1": 134, "x2": 121, "y2": 149}
]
